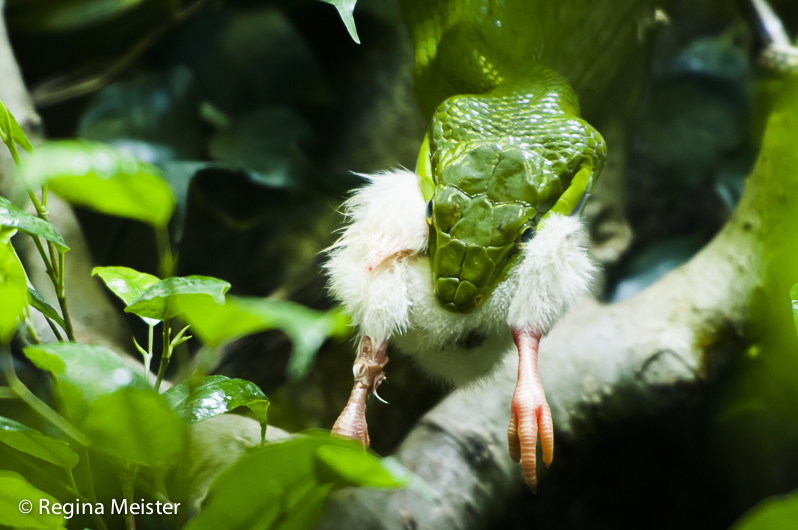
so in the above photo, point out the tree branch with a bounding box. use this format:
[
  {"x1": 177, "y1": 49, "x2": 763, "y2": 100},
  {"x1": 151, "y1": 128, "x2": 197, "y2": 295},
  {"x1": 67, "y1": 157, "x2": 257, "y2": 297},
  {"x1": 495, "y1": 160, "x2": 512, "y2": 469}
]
[{"x1": 312, "y1": 51, "x2": 798, "y2": 530}]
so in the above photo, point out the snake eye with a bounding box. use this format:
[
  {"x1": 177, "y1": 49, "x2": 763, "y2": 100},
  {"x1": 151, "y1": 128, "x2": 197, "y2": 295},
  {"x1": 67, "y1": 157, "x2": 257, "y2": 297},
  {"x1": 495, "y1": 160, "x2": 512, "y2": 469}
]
[
  {"x1": 518, "y1": 225, "x2": 535, "y2": 246},
  {"x1": 426, "y1": 199, "x2": 433, "y2": 222}
]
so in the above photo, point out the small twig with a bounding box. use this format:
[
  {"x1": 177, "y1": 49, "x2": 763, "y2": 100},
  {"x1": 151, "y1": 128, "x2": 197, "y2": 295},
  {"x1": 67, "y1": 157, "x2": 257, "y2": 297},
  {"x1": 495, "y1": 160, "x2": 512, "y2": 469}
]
[{"x1": 31, "y1": 0, "x2": 216, "y2": 107}]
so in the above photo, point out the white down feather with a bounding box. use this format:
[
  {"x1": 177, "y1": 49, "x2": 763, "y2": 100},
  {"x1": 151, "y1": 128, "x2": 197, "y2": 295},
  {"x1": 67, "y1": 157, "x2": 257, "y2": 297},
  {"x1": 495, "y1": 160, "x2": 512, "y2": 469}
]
[{"x1": 325, "y1": 168, "x2": 595, "y2": 386}]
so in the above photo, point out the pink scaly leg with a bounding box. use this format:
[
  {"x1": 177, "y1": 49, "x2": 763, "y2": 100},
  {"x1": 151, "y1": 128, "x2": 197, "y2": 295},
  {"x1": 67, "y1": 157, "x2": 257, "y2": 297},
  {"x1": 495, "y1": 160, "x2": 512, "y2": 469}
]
[
  {"x1": 507, "y1": 328, "x2": 554, "y2": 492},
  {"x1": 331, "y1": 336, "x2": 388, "y2": 447}
]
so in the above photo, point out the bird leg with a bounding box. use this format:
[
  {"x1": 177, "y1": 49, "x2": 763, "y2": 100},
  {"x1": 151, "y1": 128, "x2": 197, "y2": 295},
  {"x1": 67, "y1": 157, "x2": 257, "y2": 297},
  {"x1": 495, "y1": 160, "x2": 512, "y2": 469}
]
[
  {"x1": 507, "y1": 327, "x2": 554, "y2": 492},
  {"x1": 331, "y1": 336, "x2": 389, "y2": 447}
]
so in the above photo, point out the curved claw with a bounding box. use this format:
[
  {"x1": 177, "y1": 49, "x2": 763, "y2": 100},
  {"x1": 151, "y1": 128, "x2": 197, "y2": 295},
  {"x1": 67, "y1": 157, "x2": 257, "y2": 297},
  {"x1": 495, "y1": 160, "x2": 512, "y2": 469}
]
[
  {"x1": 508, "y1": 328, "x2": 554, "y2": 491},
  {"x1": 331, "y1": 336, "x2": 389, "y2": 448}
]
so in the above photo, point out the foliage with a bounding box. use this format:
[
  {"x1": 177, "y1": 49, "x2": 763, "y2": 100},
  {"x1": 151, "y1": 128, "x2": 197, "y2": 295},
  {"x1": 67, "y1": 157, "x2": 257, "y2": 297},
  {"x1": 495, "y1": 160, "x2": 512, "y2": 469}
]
[
  {"x1": 0, "y1": 197, "x2": 68, "y2": 252},
  {"x1": 163, "y1": 375, "x2": 270, "y2": 430},
  {"x1": 180, "y1": 295, "x2": 350, "y2": 380},
  {"x1": 730, "y1": 491, "x2": 798, "y2": 530},
  {"x1": 0, "y1": 99, "x2": 393, "y2": 530},
  {"x1": 321, "y1": 0, "x2": 360, "y2": 44},
  {"x1": 0, "y1": 242, "x2": 27, "y2": 342},
  {"x1": 19, "y1": 140, "x2": 176, "y2": 228},
  {"x1": 0, "y1": 416, "x2": 78, "y2": 470},
  {"x1": 185, "y1": 433, "x2": 409, "y2": 530},
  {"x1": 0, "y1": 471, "x2": 65, "y2": 529}
]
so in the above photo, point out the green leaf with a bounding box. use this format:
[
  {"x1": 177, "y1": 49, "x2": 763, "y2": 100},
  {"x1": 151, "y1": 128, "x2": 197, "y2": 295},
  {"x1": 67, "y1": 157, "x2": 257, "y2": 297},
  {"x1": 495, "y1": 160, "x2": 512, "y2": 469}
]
[
  {"x1": 80, "y1": 387, "x2": 187, "y2": 468},
  {"x1": 0, "y1": 242, "x2": 27, "y2": 343},
  {"x1": 0, "y1": 100, "x2": 33, "y2": 154},
  {"x1": 27, "y1": 289, "x2": 65, "y2": 329},
  {"x1": 0, "y1": 197, "x2": 68, "y2": 252},
  {"x1": 730, "y1": 490, "x2": 798, "y2": 530},
  {"x1": 125, "y1": 275, "x2": 230, "y2": 320},
  {"x1": 0, "y1": 416, "x2": 78, "y2": 470},
  {"x1": 19, "y1": 140, "x2": 176, "y2": 228},
  {"x1": 0, "y1": 471, "x2": 65, "y2": 529},
  {"x1": 23, "y1": 342, "x2": 148, "y2": 418},
  {"x1": 163, "y1": 375, "x2": 269, "y2": 427},
  {"x1": 181, "y1": 296, "x2": 350, "y2": 380},
  {"x1": 315, "y1": 445, "x2": 408, "y2": 488},
  {"x1": 184, "y1": 433, "x2": 407, "y2": 530},
  {"x1": 0, "y1": 226, "x2": 16, "y2": 244},
  {"x1": 321, "y1": 0, "x2": 360, "y2": 44},
  {"x1": 92, "y1": 266, "x2": 160, "y2": 325}
]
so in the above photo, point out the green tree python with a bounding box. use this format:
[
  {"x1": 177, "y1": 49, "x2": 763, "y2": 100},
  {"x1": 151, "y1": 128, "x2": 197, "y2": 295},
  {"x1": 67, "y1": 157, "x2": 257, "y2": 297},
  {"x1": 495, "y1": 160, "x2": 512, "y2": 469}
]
[{"x1": 326, "y1": 0, "x2": 653, "y2": 489}]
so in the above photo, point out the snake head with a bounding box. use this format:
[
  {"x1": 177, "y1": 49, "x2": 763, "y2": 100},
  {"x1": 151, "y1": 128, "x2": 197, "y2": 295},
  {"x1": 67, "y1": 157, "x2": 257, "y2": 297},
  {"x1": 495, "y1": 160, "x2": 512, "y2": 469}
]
[{"x1": 419, "y1": 84, "x2": 605, "y2": 313}]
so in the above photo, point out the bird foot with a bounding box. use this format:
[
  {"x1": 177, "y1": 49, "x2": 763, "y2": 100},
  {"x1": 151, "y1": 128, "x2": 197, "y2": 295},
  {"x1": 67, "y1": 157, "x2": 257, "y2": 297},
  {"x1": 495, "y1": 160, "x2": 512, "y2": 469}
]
[
  {"x1": 331, "y1": 336, "x2": 389, "y2": 447},
  {"x1": 507, "y1": 328, "x2": 554, "y2": 492}
]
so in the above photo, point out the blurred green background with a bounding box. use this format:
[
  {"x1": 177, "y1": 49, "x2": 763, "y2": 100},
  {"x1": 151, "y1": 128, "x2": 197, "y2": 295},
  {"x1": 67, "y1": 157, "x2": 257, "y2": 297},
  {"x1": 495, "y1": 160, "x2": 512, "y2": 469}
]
[{"x1": 2, "y1": 0, "x2": 798, "y2": 529}]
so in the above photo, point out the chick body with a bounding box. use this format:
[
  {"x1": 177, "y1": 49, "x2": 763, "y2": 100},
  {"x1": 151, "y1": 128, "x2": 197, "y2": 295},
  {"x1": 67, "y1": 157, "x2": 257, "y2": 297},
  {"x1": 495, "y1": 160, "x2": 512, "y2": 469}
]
[{"x1": 326, "y1": 168, "x2": 594, "y2": 386}]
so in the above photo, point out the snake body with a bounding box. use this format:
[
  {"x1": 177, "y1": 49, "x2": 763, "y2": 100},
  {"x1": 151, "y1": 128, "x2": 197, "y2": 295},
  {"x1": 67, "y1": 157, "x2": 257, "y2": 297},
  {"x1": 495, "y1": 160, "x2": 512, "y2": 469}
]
[
  {"x1": 328, "y1": 0, "x2": 663, "y2": 489},
  {"x1": 400, "y1": 0, "x2": 651, "y2": 312}
]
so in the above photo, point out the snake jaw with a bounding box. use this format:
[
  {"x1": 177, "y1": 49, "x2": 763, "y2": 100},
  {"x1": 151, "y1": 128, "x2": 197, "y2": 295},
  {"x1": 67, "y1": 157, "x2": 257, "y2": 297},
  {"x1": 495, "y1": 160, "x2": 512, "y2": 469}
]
[{"x1": 425, "y1": 69, "x2": 605, "y2": 313}]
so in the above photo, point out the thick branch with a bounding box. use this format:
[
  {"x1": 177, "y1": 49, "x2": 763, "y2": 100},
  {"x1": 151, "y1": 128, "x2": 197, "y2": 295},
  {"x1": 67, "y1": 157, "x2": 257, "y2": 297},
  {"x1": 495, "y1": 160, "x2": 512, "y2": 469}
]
[{"x1": 313, "y1": 63, "x2": 798, "y2": 530}]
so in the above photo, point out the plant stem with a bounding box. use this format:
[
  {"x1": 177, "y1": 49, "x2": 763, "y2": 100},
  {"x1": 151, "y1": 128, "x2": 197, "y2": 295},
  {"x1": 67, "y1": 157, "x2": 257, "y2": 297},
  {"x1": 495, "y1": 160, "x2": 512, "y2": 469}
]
[
  {"x1": 23, "y1": 306, "x2": 41, "y2": 345},
  {"x1": 154, "y1": 317, "x2": 171, "y2": 392},
  {"x1": 80, "y1": 447, "x2": 109, "y2": 530},
  {"x1": 120, "y1": 467, "x2": 137, "y2": 530},
  {"x1": 5, "y1": 124, "x2": 20, "y2": 164},
  {"x1": 0, "y1": 387, "x2": 15, "y2": 398},
  {"x1": 43, "y1": 315, "x2": 64, "y2": 341},
  {"x1": 16, "y1": 457, "x2": 87, "y2": 503},
  {"x1": 142, "y1": 324, "x2": 154, "y2": 384},
  {"x1": 31, "y1": 236, "x2": 55, "y2": 279},
  {"x1": 25, "y1": 191, "x2": 75, "y2": 342},
  {"x1": 0, "y1": 346, "x2": 89, "y2": 446},
  {"x1": 55, "y1": 250, "x2": 75, "y2": 341},
  {"x1": 155, "y1": 227, "x2": 174, "y2": 278}
]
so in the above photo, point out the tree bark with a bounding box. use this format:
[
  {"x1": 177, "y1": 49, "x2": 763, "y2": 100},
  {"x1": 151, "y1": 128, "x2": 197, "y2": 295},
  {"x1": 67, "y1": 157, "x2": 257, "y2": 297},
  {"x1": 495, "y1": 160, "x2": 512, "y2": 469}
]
[
  {"x1": 0, "y1": 6, "x2": 139, "y2": 361},
  {"x1": 312, "y1": 75, "x2": 798, "y2": 530}
]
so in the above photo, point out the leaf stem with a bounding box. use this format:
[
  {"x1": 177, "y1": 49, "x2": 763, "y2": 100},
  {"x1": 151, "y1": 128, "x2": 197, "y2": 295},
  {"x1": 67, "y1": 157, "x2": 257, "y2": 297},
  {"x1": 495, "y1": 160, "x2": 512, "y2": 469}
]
[
  {"x1": 23, "y1": 306, "x2": 41, "y2": 345},
  {"x1": 25, "y1": 190, "x2": 75, "y2": 342},
  {"x1": 55, "y1": 250, "x2": 75, "y2": 341},
  {"x1": 120, "y1": 467, "x2": 137, "y2": 530},
  {"x1": 0, "y1": 346, "x2": 90, "y2": 446},
  {"x1": 155, "y1": 317, "x2": 171, "y2": 392},
  {"x1": 31, "y1": 235, "x2": 55, "y2": 279},
  {"x1": 15, "y1": 456, "x2": 88, "y2": 504},
  {"x1": 155, "y1": 227, "x2": 174, "y2": 278},
  {"x1": 43, "y1": 315, "x2": 65, "y2": 342},
  {"x1": 80, "y1": 446, "x2": 109, "y2": 530}
]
